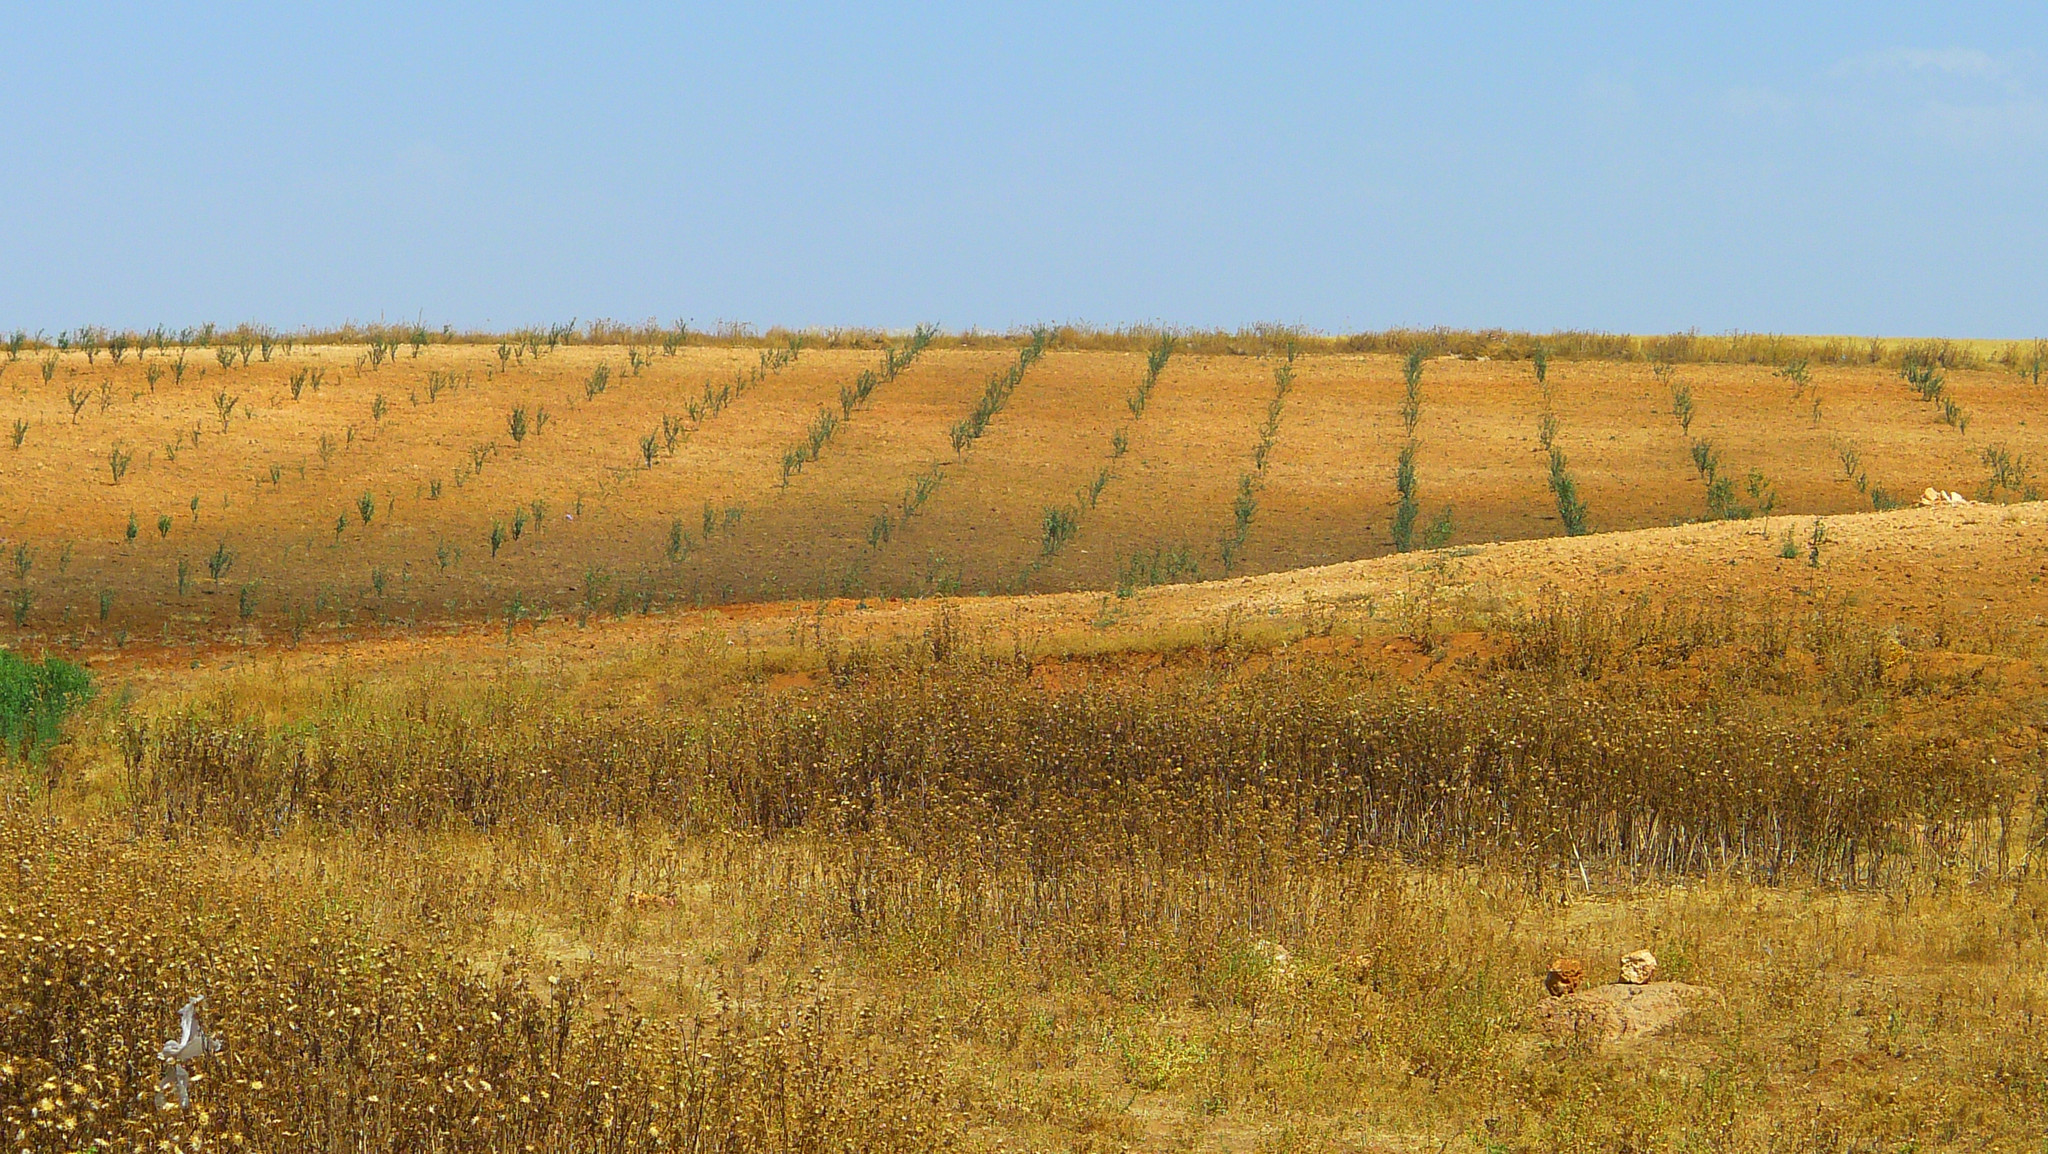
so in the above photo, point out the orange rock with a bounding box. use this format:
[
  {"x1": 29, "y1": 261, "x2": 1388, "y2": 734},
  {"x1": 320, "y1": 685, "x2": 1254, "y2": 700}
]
[{"x1": 1544, "y1": 957, "x2": 1585, "y2": 997}]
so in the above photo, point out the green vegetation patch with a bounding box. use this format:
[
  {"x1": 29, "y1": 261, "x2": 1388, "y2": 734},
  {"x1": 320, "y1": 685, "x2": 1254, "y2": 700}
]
[{"x1": 0, "y1": 649, "x2": 92, "y2": 760}]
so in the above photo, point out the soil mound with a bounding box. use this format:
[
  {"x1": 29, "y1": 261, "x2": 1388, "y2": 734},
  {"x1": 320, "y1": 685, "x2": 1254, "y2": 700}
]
[{"x1": 1535, "y1": 981, "x2": 1719, "y2": 1045}]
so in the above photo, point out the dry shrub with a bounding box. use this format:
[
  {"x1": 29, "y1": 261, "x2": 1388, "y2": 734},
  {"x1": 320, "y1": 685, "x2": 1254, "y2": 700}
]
[
  {"x1": 16, "y1": 591, "x2": 2048, "y2": 1148},
  {"x1": 40, "y1": 321, "x2": 1972, "y2": 367},
  {"x1": 0, "y1": 814, "x2": 949, "y2": 1153},
  {"x1": 122, "y1": 649, "x2": 2012, "y2": 886}
]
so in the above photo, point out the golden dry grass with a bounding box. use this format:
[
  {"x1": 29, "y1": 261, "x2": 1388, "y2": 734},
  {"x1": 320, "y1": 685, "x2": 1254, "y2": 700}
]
[
  {"x1": 11, "y1": 572, "x2": 2048, "y2": 1150},
  {"x1": 4, "y1": 329, "x2": 2048, "y2": 1150}
]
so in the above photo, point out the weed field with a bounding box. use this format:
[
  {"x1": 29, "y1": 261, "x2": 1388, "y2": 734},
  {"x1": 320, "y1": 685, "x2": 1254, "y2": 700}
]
[{"x1": 3, "y1": 325, "x2": 2047, "y2": 1151}]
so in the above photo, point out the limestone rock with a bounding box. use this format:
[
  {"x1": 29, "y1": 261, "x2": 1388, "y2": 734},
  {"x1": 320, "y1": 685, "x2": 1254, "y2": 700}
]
[
  {"x1": 1619, "y1": 949, "x2": 1658, "y2": 985},
  {"x1": 1543, "y1": 957, "x2": 1585, "y2": 997},
  {"x1": 1535, "y1": 981, "x2": 1718, "y2": 1045}
]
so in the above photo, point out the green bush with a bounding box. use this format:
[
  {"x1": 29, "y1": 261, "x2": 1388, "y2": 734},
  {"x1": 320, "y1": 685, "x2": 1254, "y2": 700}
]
[{"x1": 0, "y1": 649, "x2": 91, "y2": 761}]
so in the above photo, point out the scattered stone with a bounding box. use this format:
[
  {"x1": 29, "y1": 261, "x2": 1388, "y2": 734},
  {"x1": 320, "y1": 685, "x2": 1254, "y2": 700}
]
[
  {"x1": 1544, "y1": 957, "x2": 1585, "y2": 997},
  {"x1": 1920, "y1": 488, "x2": 1972, "y2": 507},
  {"x1": 1619, "y1": 949, "x2": 1658, "y2": 985},
  {"x1": 1536, "y1": 981, "x2": 1718, "y2": 1045}
]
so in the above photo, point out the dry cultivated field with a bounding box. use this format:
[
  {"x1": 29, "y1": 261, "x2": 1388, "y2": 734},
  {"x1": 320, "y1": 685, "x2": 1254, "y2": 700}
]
[
  {"x1": 0, "y1": 325, "x2": 2043, "y2": 650},
  {"x1": 4, "y1": 324, "x2": 2048, "y2": 1152}
]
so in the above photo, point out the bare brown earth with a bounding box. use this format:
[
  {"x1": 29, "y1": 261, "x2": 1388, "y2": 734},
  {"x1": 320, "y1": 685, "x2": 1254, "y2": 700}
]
[{"x1": 2, "y1": 341, "x2": 2039, "y2": 659}]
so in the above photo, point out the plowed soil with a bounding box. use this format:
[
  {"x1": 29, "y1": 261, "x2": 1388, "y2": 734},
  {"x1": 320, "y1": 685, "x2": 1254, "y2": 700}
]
[{"x1": 2, "y1": 340, "x2": 2039, "y2": 661}]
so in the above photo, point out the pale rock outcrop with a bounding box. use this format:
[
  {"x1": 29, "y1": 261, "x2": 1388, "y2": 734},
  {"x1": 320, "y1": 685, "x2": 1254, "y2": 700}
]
[{"x1": 1619, "y1": 948, "x2": 1658, "y2": 985}]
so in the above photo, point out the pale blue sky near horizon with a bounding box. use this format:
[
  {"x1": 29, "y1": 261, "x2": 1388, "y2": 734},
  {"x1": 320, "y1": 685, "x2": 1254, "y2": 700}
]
[{"x1": 2, "y1": 3, "x2": 2044, "y2": 338}]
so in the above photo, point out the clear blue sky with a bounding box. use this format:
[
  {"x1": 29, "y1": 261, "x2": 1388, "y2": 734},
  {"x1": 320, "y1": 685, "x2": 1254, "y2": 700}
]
[{"x1": 3, "y1": 3, "x2": 2043, "y2": 337}]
